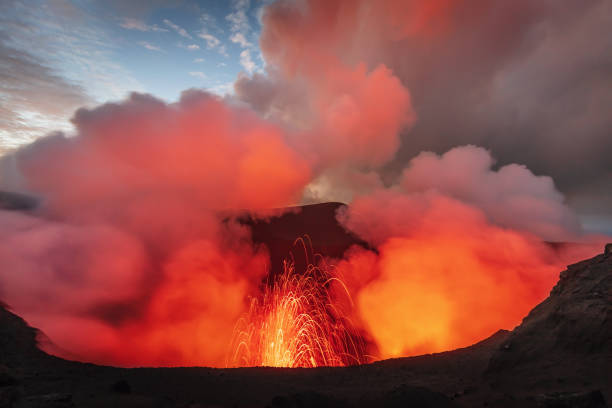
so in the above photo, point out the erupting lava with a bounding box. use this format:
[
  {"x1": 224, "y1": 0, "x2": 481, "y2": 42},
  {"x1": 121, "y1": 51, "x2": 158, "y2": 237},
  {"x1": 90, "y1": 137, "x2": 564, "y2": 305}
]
[{"x1": 228, "y1": 239, "x2": 366, "y2": 368}]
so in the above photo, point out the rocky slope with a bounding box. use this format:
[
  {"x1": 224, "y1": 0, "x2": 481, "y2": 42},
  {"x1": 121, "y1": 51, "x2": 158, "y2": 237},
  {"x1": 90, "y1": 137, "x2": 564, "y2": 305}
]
[{"x1": 486, "y1": 244, "x2": 612, "y2": 406}]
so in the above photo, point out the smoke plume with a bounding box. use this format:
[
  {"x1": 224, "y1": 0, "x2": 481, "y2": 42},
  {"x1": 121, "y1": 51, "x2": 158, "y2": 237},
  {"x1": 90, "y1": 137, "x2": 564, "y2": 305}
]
[
  {"x1": 0, "y1": 91, "x2": 310, "y2": 366},
  {"x1": 0, "y1": 0, "x2": 608, "y2": 367}
]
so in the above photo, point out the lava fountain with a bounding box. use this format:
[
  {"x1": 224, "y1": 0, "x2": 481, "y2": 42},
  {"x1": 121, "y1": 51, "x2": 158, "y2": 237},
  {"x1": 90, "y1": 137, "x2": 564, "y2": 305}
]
[{"x1": 228, "y1": 238, "x2": 367, "y2": 367}]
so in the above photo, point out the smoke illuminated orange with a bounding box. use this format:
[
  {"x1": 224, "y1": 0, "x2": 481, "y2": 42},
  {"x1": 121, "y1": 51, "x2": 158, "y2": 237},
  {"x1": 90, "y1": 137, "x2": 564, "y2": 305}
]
[{"x1": 0, "y1": 0, "x2": 608, "y2": 371}]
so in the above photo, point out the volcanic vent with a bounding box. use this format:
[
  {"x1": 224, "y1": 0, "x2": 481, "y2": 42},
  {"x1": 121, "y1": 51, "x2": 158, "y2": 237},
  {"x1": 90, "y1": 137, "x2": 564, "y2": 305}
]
[{"x1": 0, "y1": 245, "x2": 610, "y2": 407}]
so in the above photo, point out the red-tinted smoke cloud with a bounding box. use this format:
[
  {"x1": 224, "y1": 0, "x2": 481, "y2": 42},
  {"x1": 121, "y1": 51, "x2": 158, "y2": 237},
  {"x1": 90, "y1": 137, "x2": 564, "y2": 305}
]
[
  {"x1": 0, "y1": 91, "x2": 310, "y2": 366},
  {"x1": 0, "y1": 0, "x2": 608, "y2": 367},
  {"x1": 334, "y1": 148, "x2": 602, "y2": 358}
]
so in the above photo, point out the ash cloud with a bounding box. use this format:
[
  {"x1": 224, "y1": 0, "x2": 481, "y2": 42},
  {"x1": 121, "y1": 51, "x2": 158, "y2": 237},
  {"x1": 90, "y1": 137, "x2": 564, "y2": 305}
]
[
  {"x1": 384, "y1": 0, "x2": 612, "y2": 221},
  {"x1": 237, "y1": 0, "x2": 612, "y2": 224},
  {"x1": 0, "y1": 0, "x2": 610, "y2": 367},
  {"x1": 234, "y1": 0, "x2": 609, "y2": 361},
  {"x1": 334, "y1": 147, "x2": 603, "y2": 358},
  {"x1": 0, "y1": 90, "x2": 310, "y2": 366}
]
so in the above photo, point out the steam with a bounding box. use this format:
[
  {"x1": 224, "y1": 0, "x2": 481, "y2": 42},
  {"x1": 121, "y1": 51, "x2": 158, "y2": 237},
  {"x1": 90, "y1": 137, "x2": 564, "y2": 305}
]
[
  {"x1": 0, "y1": 0, "x2": 608, "y2": 366},
  {"x1": 336, "y1": 186, "x2": 599, "y2": 358},
  {"x1": 330, "y1": 145, "x2": 601, "y2": 358},
  {"x1": 341, "y1": 146, "x2": 583, "y2": 243},
  {"x1": 0, "y1": 91, "x2": 308, "y2": 366}
]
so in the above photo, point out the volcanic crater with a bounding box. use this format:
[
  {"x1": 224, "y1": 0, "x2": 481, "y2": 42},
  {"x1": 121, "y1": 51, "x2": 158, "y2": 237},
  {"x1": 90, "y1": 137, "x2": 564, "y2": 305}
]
[{"x1": 0, "y1": 202, "x2": 610, "y2": 408}]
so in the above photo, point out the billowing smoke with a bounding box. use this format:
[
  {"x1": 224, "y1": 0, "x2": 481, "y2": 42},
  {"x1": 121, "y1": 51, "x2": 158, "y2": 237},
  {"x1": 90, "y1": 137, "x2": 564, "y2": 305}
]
[
  {"x1": 342, "y1": 146, "x2": 583, "y2": 243},
  {"x1": 0, "y1": 0, "x2": 608, "y2": 367},
  {"x1": 237, "y1": 0, "x2": 612, "y2": 221},
  {"x1": 0, "y1": 91, "x2": 310, "y2": 366},
  {"x1": 334, "y1": 147, "x2": 601, "y2": 358}
]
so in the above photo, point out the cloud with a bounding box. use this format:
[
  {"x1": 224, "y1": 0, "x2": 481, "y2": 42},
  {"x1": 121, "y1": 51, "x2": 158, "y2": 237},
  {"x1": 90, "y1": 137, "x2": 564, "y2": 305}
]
[
  {"x1": 236, "y1": 63, "x2": 414, "y2": 169},
  {"x1": 0, "y1": 90, "x2": 311, "y2": 366},
  {"x1": 120, "y1": 17, "x2": 167, "y2": 32},
  {"x1": 198, "y1": 10, "x2": 227, "y2": 55},
  {"x1": 226, "y1": 0, "x2": 251, "y2": 35},
  {"x1": 0, "y1": 32, "x2": 91, "y2": 150},
  {"x1": 0, "y1": 0, "x2": 143, "y2": 142},
  {"x1": 138, "y1": 41, "x2": 162, "y2": 52},
  {"x1": 239, "y1": 49, "x2": 256, "y2": 73},
  {"x1": 186, "y1": 44, "x2": 200, "y2": 50},
  {"x1": 236, "y1": 1, "x2": 418, "y2": 171},
  {"x1": 208, "y1": 81, "x2": 234, "y2": 96},
  {"x1": 338, "y1": 146, "x2": 583, "y2": 243},
  {"x1": 0, "y1": 0, "x2": 145, "y2": 151},
  {"x1": 163, "y1": 18, "x2": 192, "y2": 39},
  {"x1": 1, "y1": 0, "x2": 609, "y2": 370},
  {"x1": 102, "y1": 0, "x2": 182, "y2": 19},
  {"x1": 198, "y1": 31, "x2": 229, "y2": 57},
  {"x1": 188, "y1": 71, "x2": 207, "y2": 80},
  {"x1": 230, "y1": 2, "x2": 609, "y2": 363},
  {"x1": 218, "y1": 45, "x2": 229, "y2": 57},
  {"x1": 194, "y1": 58, "x2": 204, "y2": 63},
  {"x1": 200, "y1": 12, "x2": 223, "y2": 34},
  {"x1": 230, "y1": 32, "x2": 252, "y2": 48},
  {"x1": 335, "y1": 219, "x2": 600, "y2": 358},
  {"x1": 333, "y1": 145, "x2": 603, "y2": 358},
  {"x1": 237, "y1": 0, "x2": 612, "y2": 223},
  {"x1": 198, "y1": 32, "x2": 221, "y2": 48},
  {"x1": 398, "y1": 146, "x2": 582, "y2": 241}
]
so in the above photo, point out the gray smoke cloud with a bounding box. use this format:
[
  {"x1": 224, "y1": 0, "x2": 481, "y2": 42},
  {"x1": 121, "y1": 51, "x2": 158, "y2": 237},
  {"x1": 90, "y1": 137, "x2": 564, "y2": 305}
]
[{"x1": 236, "y1": 0, "x2": 612, "y2": 233}]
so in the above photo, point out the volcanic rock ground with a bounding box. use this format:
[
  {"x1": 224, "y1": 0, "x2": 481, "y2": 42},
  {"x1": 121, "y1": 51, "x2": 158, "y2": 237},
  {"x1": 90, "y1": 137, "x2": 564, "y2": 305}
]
[{"x1": 0, "y1": 198, "x2": 610, "y2": 407}]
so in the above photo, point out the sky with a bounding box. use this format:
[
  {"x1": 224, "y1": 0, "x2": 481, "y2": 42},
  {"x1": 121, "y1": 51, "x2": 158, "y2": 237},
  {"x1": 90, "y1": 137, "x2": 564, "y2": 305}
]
[{"x1": 0, "y1": 0, "x2": 268, "y2": 151}]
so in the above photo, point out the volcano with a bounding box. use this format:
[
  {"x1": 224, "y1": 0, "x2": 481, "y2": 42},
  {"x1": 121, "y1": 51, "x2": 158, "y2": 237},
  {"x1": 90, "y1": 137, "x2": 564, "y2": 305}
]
[{"x1": 0, "y1": 202, "x2": 610, "y2": 408}]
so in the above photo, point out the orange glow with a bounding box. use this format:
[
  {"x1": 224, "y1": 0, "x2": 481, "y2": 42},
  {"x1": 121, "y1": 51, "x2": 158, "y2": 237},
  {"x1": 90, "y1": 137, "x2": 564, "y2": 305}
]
[
  {"x1": 228, "y1": 239, "x2": 366, "y2": 367},
  {"x1": 336, "y1": 191, "x2": 606, "y2": 359},
  {"x1": 356, "y1": 237, "x2": 555, "y2": 357},
  {"x1": 1, "y1": 0, "x2": 608, "y2": 371}
]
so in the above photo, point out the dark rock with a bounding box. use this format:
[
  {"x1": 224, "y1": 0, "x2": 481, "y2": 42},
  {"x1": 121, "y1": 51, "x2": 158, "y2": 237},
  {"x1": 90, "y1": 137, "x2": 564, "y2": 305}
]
[
  {"x1": 0, "y1": 364, "x2": 18, "y2": 387},
  {"x1": 488, "y1": 247, "x2": 612, "y2": 366},
  {"x1": 0, "y1": 302, "x2": 47, "y2": 365},
  {"x1": 111, "y1": 379, "x2": 132, "y2": 394},
  {"x1": 379, "y1": 385, "x2": 458, "y2": 408},
  {"x1": 536, "y1": 390, "x2": 607, "y2": 408},
  {"x1": 23, "y1": 393, "x2": 73, "y2": 408},
  {"x1": 486, "y1": 246, "x2": 612, "y2": 402},
  {"x1": 268, "y1": 391, "x2": 348, "y2": 408},
  {"x1": 0, "y1": 387, "x2": 21, "y2": 408}
]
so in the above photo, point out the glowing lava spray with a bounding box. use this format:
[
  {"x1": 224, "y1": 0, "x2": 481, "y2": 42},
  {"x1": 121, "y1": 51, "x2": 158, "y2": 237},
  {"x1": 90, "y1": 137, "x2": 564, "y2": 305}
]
[{"x1": 228, "y1": 238, "x2": 366, "y2": 367}]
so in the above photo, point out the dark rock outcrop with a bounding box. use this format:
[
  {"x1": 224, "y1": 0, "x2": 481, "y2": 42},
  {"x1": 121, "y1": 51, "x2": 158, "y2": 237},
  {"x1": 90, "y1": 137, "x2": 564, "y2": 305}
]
[
  {"x1": 487, "y1": 244, "x2": 612, "y2": 404},
  {"x1": 490, "y1": 246, "x2": 611, "y2": 361},
  {"x1": 0, "y1": 302, "x2": 47, "y2": 366},
  {"x1": 535, "y1": 390, "x2": 607, "y2": 408}
]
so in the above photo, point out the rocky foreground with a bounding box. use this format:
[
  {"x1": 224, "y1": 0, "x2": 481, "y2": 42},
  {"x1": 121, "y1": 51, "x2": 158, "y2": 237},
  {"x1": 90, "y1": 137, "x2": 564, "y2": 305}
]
[{"x1": 1, "y1": 245, "x2": 611, "y2": 407}]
